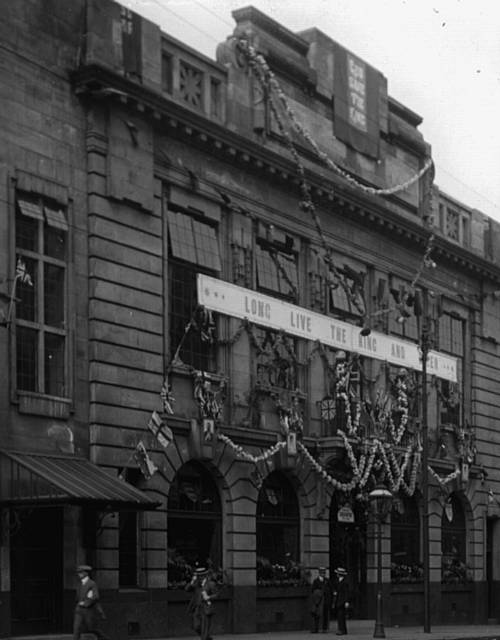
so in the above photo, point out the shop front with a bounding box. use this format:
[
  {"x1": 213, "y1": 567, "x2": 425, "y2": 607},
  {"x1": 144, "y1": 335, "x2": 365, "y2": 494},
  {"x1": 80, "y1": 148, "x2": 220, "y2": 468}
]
[{"x1": 0, "y1": 449, "x2": 159, "y2": 637}]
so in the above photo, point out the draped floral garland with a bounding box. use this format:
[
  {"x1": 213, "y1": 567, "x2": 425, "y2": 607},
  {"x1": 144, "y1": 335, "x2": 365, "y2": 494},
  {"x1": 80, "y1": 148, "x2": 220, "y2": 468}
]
[
  {"x1": 159, "y1": 311, "x2": 461, "y2": 496},
  {"x1": 149, "y1": 40, "x2": 462, "y2": 501},
  {"x1": 235, "y1": 37, "x2": 434, "y2": 198},
  {"x1": 214, "y1": 421, "x2": 458, "y2": 498}
]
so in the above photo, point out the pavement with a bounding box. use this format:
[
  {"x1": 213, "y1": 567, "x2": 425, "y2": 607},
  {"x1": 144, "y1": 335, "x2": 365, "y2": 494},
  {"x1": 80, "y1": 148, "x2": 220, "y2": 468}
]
[
  {"x1": 170, "y1": 620, "x2": 500, "y2": 640},
  {"x1": 13, "y1": 622, "x2": 500, "y2": 640}
]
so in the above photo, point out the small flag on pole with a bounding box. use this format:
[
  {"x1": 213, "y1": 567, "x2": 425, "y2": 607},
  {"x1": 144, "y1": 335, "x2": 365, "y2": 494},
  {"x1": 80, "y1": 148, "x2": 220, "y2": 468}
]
[
  {"x1": 147, "y1": 410, "x2": 173, "y2": 449},
  {"x1": 16, "y1": 258, "x2": 32, "y2": 286},
  {"x1": 160, "y1": 378, "x2": 175, "y2": 414},
  {"x1": 133, "y1": 441, "x2": 158, "y2": 480}
]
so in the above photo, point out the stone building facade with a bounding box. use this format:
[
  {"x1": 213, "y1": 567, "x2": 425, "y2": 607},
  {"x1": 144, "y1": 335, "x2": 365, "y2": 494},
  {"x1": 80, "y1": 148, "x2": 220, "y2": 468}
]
[{"x1": 1, "y1": 1, "x2": 500, "y2": 637}]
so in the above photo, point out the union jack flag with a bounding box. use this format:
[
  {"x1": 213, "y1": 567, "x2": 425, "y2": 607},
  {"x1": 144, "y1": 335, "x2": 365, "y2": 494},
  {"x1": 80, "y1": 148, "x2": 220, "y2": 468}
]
[
  {"x1": 16, "y1": 258, "x2": 32, "y2": 286},
  {"x1": 160, "y1": 377, "x2": 175, "y2": 414}
]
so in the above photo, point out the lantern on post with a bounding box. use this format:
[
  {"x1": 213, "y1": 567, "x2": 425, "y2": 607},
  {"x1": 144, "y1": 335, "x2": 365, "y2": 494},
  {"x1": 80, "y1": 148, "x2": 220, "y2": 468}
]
[{"x1": 368, "y1": 484, "x2": 393, "y2": 639}]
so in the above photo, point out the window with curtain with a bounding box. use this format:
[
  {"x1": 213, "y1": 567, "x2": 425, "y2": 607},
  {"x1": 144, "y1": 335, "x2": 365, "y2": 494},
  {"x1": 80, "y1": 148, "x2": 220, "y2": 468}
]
[
  {"x1": 167, "y1": 206, "x2": 220, "y2": 371},
  {"x1": 15, "y1": 193, "x2": 68, "y2": 397}
]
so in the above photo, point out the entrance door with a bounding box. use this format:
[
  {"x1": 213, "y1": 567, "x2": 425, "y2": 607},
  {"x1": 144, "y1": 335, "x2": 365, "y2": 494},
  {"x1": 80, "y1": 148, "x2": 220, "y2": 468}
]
[
  {"x1": 10, "y1": 506, "x2": 63, "y2": 635},
  {"x1": 330, "y1": 498, "x2": 367, "y2": 618}
]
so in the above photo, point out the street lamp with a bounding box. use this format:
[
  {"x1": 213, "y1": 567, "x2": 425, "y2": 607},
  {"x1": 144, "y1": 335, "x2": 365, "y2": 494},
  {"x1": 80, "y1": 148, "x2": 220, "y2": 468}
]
[
  {"x1": 369, "y1": 484, "x2": 393, "y2": 639},
  {"x1": 419, "y1": 313, "x2": 432, "y2": 633}
]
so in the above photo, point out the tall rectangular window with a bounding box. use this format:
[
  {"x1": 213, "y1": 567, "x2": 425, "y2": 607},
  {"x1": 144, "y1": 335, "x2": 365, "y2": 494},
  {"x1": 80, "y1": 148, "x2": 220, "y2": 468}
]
[
  {"x1": 119, "y1": 510, "x2": 138, "y2": 587},
  {"x1": 327, "y1": 259, "x2": 366, "y2": 320},
  {"x1": 161, "y1": 53, "x2": 173, "y2": 94},
  {"x1": 438, "y1": 313, "x2": 464, "y2": 426},
  {"x1": 387, "y1": 279, "x2": 419, "y2": 342},
  {"x1": 255, "y1": 226, "x2": 298, "y2": 302},
  {"x1": 15, "y1": 193, "x2": 68, "y2": 397},
  {"x1": 118, "y1": 469, "x2": 142, "y2": 588},
  {"x1": 167, "y1": 206, "x2": 220, "y2": 371}
]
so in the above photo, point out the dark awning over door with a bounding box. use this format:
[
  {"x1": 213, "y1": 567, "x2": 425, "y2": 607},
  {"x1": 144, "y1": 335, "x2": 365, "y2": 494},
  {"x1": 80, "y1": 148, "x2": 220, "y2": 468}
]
[{"x1": 0, "y1": 450, "x2": 160, "y2": 510}]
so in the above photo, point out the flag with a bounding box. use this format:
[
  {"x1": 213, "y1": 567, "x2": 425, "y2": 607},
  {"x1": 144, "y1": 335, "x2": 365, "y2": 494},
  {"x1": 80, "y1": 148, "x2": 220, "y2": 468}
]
[
  {"x1": 160, "y1": 378, "x2": 175, "y2": 414},
  {"x1": 147, "y1": 410, "x2": 173, "y2": 449},
  {"x1": 202, "y1": 418, "x2": 215, "y2": 442},
  {"x1": 266, "y1": 488, "x2": 278, "y2": 506},
  {"x1": 16, "y1": 258, "x2": 32, "y2": 286},
  {"x1": 133, "y1": 441, "x2": 157, "y2": 480},
  {"x1": 287, "y1": 431, "x2": 297, "y2": 456},
  {"x1": 180, "y1": 481, "x2": 200, "y2": 503}
]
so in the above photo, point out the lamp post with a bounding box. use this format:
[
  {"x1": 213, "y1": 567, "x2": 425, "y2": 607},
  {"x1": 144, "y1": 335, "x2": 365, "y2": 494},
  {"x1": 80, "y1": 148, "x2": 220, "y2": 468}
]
[
  {"x1": 369, "y1": 484, "x2": 393, "y2": 639},
  {"x1": 420, "y1": 314, "x2": 432, "y2": 633}
]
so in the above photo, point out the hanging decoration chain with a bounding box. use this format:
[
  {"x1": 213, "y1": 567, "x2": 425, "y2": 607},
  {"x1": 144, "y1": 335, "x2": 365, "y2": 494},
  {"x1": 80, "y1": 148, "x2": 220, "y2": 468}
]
[{"x1": 236, "y1": 37, "x2": 434, "y2": 197}]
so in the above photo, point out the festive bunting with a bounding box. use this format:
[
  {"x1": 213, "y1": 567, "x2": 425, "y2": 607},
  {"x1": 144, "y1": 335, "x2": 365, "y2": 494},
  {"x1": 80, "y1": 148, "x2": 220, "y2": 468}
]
[{"x1": 147, "y1": 410, "x2": 173, "y2": 449}]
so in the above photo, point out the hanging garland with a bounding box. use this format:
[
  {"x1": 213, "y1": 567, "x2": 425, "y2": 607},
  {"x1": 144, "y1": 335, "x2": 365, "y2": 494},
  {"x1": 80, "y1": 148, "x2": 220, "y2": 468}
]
[
  {"x1": 218, "y1": 432, "x2": 286, "y2": 462},
  {"x1": 237, "y1": 35, "x2": 438, "y2": 338},
  {"x1": 156, "y1": 309, "x2": 464, "y2": 500},
  {"x1": 428, "y1": 465, "x2": 461, "y2": 488},
  {"x1": 399, "y1": 450, "x2": 421, "y2": 496},
  {"x1": 387, "y1": 374, "x2": 409, "y2": 445},
  {"x1": 298, "y1": 441, "x2": 358, "y2": 492},
  {"x1": 236, "y1": 37, "x2": 434, "y2": 198}
]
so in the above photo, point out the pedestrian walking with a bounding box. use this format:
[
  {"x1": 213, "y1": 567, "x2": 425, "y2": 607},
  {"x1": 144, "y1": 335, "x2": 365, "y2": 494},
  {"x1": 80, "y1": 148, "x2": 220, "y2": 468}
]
[
  {"x1": 333, "y1": 567, "x2": 350, "y2": 636},
  {"x1": 310, "y1": 567, "x2": 333, "y2": 633},
  {"x1": 73, "y1": 564, "x2": 110, "y2": 640},
  {"x1": 185, "y1": 566, "x2": 218, "y2": 640}
]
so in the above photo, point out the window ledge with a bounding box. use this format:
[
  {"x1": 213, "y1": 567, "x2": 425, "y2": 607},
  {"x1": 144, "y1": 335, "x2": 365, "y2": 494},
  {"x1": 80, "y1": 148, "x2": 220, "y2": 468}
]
[
  {"x1": 17, "y1": 391, "x2": 72, "y2": 418},
  {"x1": 169, "y1": 361, "x2": 225, "y2": 382}
]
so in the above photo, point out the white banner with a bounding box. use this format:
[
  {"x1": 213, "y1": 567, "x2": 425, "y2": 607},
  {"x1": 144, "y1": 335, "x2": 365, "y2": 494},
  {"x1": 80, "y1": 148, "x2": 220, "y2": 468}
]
[{"x1": 197, "y1": 274, "x2": 457, "y2": 382}]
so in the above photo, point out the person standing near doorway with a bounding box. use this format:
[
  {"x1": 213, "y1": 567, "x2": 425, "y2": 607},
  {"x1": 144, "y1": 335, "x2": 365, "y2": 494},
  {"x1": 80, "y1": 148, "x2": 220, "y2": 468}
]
[
  {"x1": 73, "y1": 565, "x2": 110, "y2": 640},
  {"x1": 186, "y1": 566, "x2": 218, "y2": 640},
  {"x1": 310, "y1": 567, "x2": 333, "y2": 633},
  {"x1": 333, "y1": 567, "x2": 350, "y2": 636}
]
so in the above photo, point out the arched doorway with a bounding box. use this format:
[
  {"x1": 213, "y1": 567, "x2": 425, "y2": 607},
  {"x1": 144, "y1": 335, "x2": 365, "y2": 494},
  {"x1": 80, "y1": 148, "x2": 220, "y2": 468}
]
[
  {"x1": 167, "y1": 461, "x2": 222, "y2": 585},
  {"x1": 328, "y1": 462, "x2": 368, "y2": 617},
  {"x1": 256, "y1": 471, "x2": 300, "y2": 584}
]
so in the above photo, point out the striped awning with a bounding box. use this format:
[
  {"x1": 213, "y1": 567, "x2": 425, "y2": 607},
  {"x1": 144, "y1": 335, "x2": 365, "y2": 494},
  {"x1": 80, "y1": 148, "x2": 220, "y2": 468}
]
[{"x1": 0, "y1": 450, "x2": 159, "y2": 510}]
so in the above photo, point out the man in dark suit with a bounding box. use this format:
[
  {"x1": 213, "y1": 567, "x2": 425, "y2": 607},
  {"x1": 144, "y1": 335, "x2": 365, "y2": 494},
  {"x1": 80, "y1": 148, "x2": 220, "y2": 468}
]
[
  {"x1": 186, "y1": 567, "x2": 219, "y2": 640},
  {"x1": 73, "y1": 564, "x2": 110, "y2": 640},
  {"x1": 310, "y1": 567, "x2": 333, "y2": 633},
  {"x1": 333, "y1": 567, "x2": 350, "y2": 636}
]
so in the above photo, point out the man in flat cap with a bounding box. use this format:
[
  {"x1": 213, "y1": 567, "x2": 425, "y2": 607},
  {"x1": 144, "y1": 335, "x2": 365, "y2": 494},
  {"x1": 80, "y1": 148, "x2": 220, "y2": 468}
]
[
  {"x1": 310, "y1": 567, "x2": 333, "y2": 633},
  {"x1": 333, "y1": 567, "x2": 350, "y2": 636},
  {"x1": 73, "y1": 564, "x2": 110, "y2": 640},
  {"x1": 185, "y1": 566, "x2": 219, "y2": 640}
]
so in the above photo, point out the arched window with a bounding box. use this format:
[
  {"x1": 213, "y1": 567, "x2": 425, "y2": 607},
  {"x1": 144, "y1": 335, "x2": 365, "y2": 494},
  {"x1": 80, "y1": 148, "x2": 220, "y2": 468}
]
[
  {"x1": 256, "y1": 471, "x2": 299, "y2": 585},
  {"x1": 442, "y1": 492, "x2": 468, "y2": 584},
  {"x1": 167, "y1": 461, "x2": 221, "y2": 588},
  {"x1": 391, "y1": 495, "x2": 421, "y2": 583}
]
